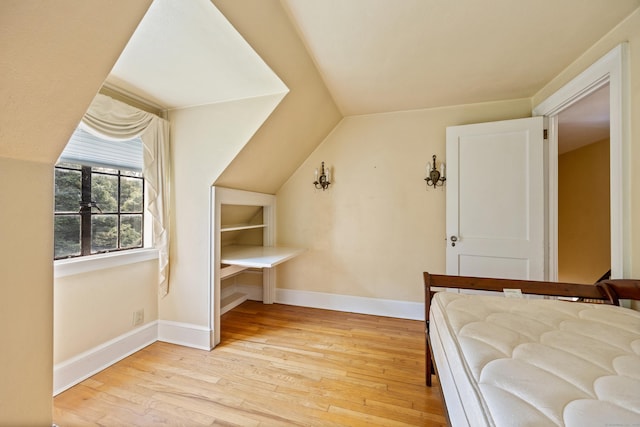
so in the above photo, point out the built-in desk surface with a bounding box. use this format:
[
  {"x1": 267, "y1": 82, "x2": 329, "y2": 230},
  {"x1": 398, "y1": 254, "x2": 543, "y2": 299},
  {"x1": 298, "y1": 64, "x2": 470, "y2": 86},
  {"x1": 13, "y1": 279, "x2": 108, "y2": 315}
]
[
  {"x1": 219, "y1": 245, "x2": 305, "y2": 314},
  {"x1": 221, "y1": 245, "x2": 305, "y2": 269}
]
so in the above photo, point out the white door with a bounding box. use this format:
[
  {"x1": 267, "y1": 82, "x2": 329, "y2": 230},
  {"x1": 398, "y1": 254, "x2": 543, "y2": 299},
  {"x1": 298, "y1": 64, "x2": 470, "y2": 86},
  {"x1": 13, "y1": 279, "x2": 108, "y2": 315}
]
[{"x1": 446, "y1": 116, "x2": 545, "y2": 280}]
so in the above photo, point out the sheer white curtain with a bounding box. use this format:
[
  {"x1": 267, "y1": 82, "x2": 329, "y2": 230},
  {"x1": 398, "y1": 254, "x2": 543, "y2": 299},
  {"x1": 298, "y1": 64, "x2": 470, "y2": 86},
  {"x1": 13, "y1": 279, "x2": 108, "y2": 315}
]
[{"x1": 80, "y1": 94, "x2": 171, "y2": 296}]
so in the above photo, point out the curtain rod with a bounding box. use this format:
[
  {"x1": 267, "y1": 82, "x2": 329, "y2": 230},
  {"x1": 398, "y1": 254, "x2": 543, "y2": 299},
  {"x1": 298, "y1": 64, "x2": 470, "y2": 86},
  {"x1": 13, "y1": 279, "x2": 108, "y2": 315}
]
[{"x1": 100, "y1": 81, "x2": 167, "y2": 118}]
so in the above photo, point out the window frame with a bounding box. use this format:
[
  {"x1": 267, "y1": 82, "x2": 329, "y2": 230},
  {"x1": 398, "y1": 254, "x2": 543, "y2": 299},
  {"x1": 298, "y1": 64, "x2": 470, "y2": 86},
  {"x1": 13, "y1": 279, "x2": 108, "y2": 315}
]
[{"x1": 53, "y1": 163, "x2": 145, "y2": 260}]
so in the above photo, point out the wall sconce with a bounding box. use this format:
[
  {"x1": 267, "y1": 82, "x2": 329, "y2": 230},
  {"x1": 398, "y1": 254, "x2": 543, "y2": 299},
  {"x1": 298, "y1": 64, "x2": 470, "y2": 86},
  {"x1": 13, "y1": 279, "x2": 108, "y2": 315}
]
[
  {"x1": 425, "y1": 154, "x2": 446, "y2": 188},
  {"x1": 313, "y1": 161, "x2": 331, "y2": 190}
]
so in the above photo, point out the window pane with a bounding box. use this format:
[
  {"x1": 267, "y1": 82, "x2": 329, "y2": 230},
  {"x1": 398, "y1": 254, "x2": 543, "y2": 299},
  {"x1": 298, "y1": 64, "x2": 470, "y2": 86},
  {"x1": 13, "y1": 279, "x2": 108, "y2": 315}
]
[
  {"x1": 92, "y1": 173, "x2": 118, "y2": 212},
  {"x1": 92, "y1": 166, "x2": 119, "y2": 174},
  {"x1": 54, "y1": 215, "x2": 81, "y2": 258},
  {"x1": 121, "y1": 170, "x2": 143, "y2": 178},
  {"x1": 92, "y1": 215, "x2": 117, "y2": 253},
  {"x1": 120, "y1": 177, "x2": 143, "y2": 213},
  {"x1": 120, "y1": 215, "x2": 143, "y2": 248},
  {"x1": 54, "y1": 169, "x2": 81, "y2": 212}
]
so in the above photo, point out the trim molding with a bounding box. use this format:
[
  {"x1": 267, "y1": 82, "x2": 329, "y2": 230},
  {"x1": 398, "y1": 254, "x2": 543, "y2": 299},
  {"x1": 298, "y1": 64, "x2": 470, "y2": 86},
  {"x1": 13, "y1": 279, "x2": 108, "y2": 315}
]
[
  {"x1": 53, "y1": 321, "x2": 158, "y2": 395},
  {"x1": 54, "y1": 248, "x2": 159, "y2": 278},
  {"x1": 275, "y1": 289, "x2": 424, "y2": 321},
  {"x1": 157, "y1": 320, "x2": 212, "y2": 351}
]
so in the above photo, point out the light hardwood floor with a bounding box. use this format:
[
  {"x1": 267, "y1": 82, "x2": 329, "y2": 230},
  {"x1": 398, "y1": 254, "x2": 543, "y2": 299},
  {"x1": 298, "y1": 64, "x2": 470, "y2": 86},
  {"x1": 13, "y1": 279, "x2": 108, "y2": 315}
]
[{"x1": 54, "y1": 301, "x2": 446, "y2": 426}]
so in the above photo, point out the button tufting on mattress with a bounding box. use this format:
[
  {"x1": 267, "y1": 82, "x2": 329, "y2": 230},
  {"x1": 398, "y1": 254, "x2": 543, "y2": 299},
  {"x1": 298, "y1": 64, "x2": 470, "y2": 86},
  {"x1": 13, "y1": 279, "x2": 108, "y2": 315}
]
[{"x1": 431, "y1": 292, "x2": 640, "y2": 426}]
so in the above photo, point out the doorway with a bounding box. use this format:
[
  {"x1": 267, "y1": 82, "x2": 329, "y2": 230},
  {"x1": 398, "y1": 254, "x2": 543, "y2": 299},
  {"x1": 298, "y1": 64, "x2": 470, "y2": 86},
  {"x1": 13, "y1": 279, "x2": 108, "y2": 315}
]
[
  {"x1": 556, "y1": 85, "x2": 611, "y2": 283},
  {"x1": 533, "y1": 43, "x2": 629, "y2": 281}
]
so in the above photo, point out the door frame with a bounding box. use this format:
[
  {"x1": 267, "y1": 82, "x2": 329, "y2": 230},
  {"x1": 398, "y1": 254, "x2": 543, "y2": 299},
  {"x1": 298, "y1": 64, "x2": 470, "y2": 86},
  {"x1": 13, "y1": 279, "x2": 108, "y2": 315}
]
[{"x1": 533, "y1": 43, "x2": 630, "y2": 280}]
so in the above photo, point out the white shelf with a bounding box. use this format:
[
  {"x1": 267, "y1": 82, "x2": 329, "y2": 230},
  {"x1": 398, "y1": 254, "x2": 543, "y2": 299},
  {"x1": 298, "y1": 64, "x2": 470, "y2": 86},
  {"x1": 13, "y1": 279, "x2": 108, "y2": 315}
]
[
  {"x1": 221, "y1": 223, "x2": 266, "y2": 233},
  {"x1": 221, "y1": 292, "x2": 248, "y2": 314},
  {"x1": 221, "y1": 245, "x2": 305, "y2": 268},
  {"x1": 220, "y1": 264, "x2": 249, "y2": 279}
]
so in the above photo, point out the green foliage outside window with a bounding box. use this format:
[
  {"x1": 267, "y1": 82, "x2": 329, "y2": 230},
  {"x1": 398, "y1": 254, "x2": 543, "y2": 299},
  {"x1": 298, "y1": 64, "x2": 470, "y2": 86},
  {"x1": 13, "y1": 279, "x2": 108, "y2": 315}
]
[{"x1": 54, "y1": 164, "x2": 144, "y2": 259}]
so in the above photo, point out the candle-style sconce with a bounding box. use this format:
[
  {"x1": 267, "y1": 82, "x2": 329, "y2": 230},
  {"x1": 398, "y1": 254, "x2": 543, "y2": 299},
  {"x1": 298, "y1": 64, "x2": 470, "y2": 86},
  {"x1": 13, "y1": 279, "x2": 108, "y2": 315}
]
[
  {"x1": 425, "y1": 154, "x2": 446, "y2": 188},
  {"x1": 313, "y1": 161, "x2": 331, "y2": 190}
]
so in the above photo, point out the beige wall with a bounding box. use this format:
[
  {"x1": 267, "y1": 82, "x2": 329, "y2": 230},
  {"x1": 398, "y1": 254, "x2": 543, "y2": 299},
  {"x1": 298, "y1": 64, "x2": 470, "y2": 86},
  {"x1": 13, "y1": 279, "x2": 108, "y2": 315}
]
[
  {"x1": 162, "y1": 94, "x2": 285, "y2": 326},
  {"x1": 54, "y1": 260, "x2": 158, "y2": 363},
  {"x1": 558, "y1": 140, "x2": 611, "y2": 283},
  {"x1": 164, "y1": 0, "x2": 341, "y2": 328},
  {"x1": 533, "y1": 8, "x2": 640, "y2": 280},
  {"x1": 277, "y1": 8, "x2": 640, "y2": 306},
  {"x1": 0, "y1": 158, "x2": 54, "y2": 425},
  {"x1": 0, "y1": 1, "x2": 151, "y2": 424},
  {"x1": 276, "y1": 99, "x2": 532, "y2": 302}
]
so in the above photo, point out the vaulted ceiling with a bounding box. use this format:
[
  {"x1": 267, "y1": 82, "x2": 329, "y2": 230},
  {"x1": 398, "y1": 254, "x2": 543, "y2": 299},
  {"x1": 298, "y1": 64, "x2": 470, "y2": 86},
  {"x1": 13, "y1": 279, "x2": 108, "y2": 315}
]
[
  {"x1": 109, "y1": 0, "x2": 640, "y2": 116},
  {"x1": 101, "y1": 0, "x2": 640, "y2": 192},
  {"x1": 281, "y1": 0, "x2": 640, "y2": 115},
  {"x1": 107, "y1": 0, "x2": 287, "y2": 110}
]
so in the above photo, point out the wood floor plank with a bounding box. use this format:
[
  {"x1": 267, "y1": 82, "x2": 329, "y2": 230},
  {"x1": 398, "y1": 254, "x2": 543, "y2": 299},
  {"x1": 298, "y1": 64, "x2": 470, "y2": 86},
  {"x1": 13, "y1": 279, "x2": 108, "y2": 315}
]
[{"x1": 54, "y1": 301, "x2": 446, "y2": 426}]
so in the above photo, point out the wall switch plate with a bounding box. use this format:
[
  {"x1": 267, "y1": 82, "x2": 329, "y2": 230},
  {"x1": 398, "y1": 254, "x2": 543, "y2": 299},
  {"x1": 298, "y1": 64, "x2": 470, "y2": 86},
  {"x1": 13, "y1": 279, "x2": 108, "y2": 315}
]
[{"x1": 133, "y1": 309, "x2": 144, "y2": 326}]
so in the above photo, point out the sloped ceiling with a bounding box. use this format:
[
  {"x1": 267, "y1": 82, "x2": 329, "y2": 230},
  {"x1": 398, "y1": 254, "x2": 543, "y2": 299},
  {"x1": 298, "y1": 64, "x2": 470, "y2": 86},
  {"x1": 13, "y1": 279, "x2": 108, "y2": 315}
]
[
  {"x1": 0, "y1": 0, "x2": 152, "y2": 163},
  {"x1": 100, "y1": 0, "x2": 640, "y2": 193},
  {"x1": 107, "y1": 0, "x2": 287, "y2": 110},
  {"x1": 103, "y1": 0, "x2": 640, "y2": 116},
  {"x1": 212, "y1": 0, "x2": 639, "y2": 193},
  {"x1": 210, "y1": 0, "x2": 342, "y2": 194},
  {"x1": 104, "y1": 0, "x2": 341, "y2": 195},
  {"x1": 281, "y1": 0, "x2": 640, "y2": 116}
]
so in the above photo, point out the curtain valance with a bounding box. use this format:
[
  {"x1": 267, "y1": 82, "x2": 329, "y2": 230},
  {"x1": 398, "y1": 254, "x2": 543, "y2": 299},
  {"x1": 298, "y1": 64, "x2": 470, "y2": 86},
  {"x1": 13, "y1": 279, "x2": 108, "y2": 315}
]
[{"x1": 81, "y1": 94, "x2": 171, "y2": 297}]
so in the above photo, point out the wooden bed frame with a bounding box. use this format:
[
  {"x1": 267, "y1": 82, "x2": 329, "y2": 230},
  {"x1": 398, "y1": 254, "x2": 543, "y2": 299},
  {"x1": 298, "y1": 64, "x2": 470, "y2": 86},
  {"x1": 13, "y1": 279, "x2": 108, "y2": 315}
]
[{"x1": 423, "y1": 272, "x2": 640, "y2": 387}]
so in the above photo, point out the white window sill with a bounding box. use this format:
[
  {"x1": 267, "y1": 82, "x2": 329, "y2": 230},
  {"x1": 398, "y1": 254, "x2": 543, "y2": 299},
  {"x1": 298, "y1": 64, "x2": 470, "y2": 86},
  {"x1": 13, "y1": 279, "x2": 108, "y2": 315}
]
[{"x1": 54, "y1": 248, "x2": 159, "y2": 278}]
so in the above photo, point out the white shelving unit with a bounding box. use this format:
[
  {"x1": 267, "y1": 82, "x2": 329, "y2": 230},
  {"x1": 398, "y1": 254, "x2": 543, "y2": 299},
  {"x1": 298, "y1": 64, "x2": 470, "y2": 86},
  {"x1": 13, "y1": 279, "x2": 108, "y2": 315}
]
[{"x1": 210, "y1": 186, "x2": 304, "y2": 347}]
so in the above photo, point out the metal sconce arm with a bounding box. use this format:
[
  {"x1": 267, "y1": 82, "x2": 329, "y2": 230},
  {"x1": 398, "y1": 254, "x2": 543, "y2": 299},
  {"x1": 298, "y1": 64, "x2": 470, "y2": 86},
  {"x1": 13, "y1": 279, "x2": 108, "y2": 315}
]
[
  {"x1": 425, "y1": 154, "x2": 446, "y2": 188},
  {"x1": 313, "y1": 161, "x2": 331, "y2": 190}
]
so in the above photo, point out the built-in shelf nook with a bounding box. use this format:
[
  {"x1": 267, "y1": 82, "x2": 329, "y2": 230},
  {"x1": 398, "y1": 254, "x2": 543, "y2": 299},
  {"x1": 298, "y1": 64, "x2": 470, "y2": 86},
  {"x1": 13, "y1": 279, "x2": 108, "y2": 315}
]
[{"x1": 210, "y1": 187, "x2": 305, "y2": 346}]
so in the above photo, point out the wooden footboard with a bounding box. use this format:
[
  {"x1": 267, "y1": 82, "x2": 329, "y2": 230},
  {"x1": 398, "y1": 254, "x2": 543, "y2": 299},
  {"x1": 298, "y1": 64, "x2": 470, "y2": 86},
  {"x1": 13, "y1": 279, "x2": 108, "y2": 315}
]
[{"x1": 422, "y1": 272, "x2": 640, "y2": 387}]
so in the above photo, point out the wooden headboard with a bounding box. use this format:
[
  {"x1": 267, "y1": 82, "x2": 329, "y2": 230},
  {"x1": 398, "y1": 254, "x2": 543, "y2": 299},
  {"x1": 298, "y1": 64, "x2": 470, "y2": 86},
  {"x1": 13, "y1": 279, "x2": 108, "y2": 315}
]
[{"x1": 425, "y1": 273, "x2": 612, "y2": 305}]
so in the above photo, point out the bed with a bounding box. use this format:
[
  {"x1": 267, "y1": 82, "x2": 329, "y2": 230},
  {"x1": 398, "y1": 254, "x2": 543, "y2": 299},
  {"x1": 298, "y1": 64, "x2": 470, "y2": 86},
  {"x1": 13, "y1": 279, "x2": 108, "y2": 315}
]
[{"x1": 423, "y1": 272, "x2": 640, "y2": 426}]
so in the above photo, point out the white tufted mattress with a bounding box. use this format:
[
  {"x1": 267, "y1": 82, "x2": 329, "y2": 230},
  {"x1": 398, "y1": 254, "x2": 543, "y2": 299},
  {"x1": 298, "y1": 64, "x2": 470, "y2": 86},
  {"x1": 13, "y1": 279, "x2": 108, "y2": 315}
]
[{"x1": 429, "y1": 291, "x2": 640, "y2": 427}]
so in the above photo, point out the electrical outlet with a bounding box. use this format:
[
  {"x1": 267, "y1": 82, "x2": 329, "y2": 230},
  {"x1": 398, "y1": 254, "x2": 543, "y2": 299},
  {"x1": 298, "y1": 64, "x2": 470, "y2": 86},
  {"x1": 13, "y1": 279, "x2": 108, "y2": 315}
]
[{"x1": 133, "y1": 309, "x2": 144, "y2": 326}]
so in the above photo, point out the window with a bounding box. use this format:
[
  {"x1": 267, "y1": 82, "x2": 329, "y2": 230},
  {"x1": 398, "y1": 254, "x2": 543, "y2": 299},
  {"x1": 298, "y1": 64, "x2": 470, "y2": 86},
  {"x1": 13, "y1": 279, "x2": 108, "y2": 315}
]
[{"x1": 54, "y1": 127, "x2": 144, "y2": 259}]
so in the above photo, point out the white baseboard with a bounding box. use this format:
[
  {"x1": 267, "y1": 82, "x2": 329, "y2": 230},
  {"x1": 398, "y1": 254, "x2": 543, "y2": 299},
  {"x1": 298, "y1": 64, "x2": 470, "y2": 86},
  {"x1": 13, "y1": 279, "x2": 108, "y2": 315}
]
[
  {"x1": 275, "y1": 289, "x2": 424, "y2": 320},
  {"x1": 157, "y1": 320, "x2": 212, "y2": 351},
  {"x1": 53, "y1": 321, "x2": 158, "y2": 395}
]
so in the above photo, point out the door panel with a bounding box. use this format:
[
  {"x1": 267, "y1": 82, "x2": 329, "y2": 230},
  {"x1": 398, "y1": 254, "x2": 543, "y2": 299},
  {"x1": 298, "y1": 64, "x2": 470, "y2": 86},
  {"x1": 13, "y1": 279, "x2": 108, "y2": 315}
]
[
  {"x1": 459, "y1": 254, "x2": 529, "y2": 280},
  {"x1": 446, "y1": 117, "x2": 545, "y2": 280}
]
